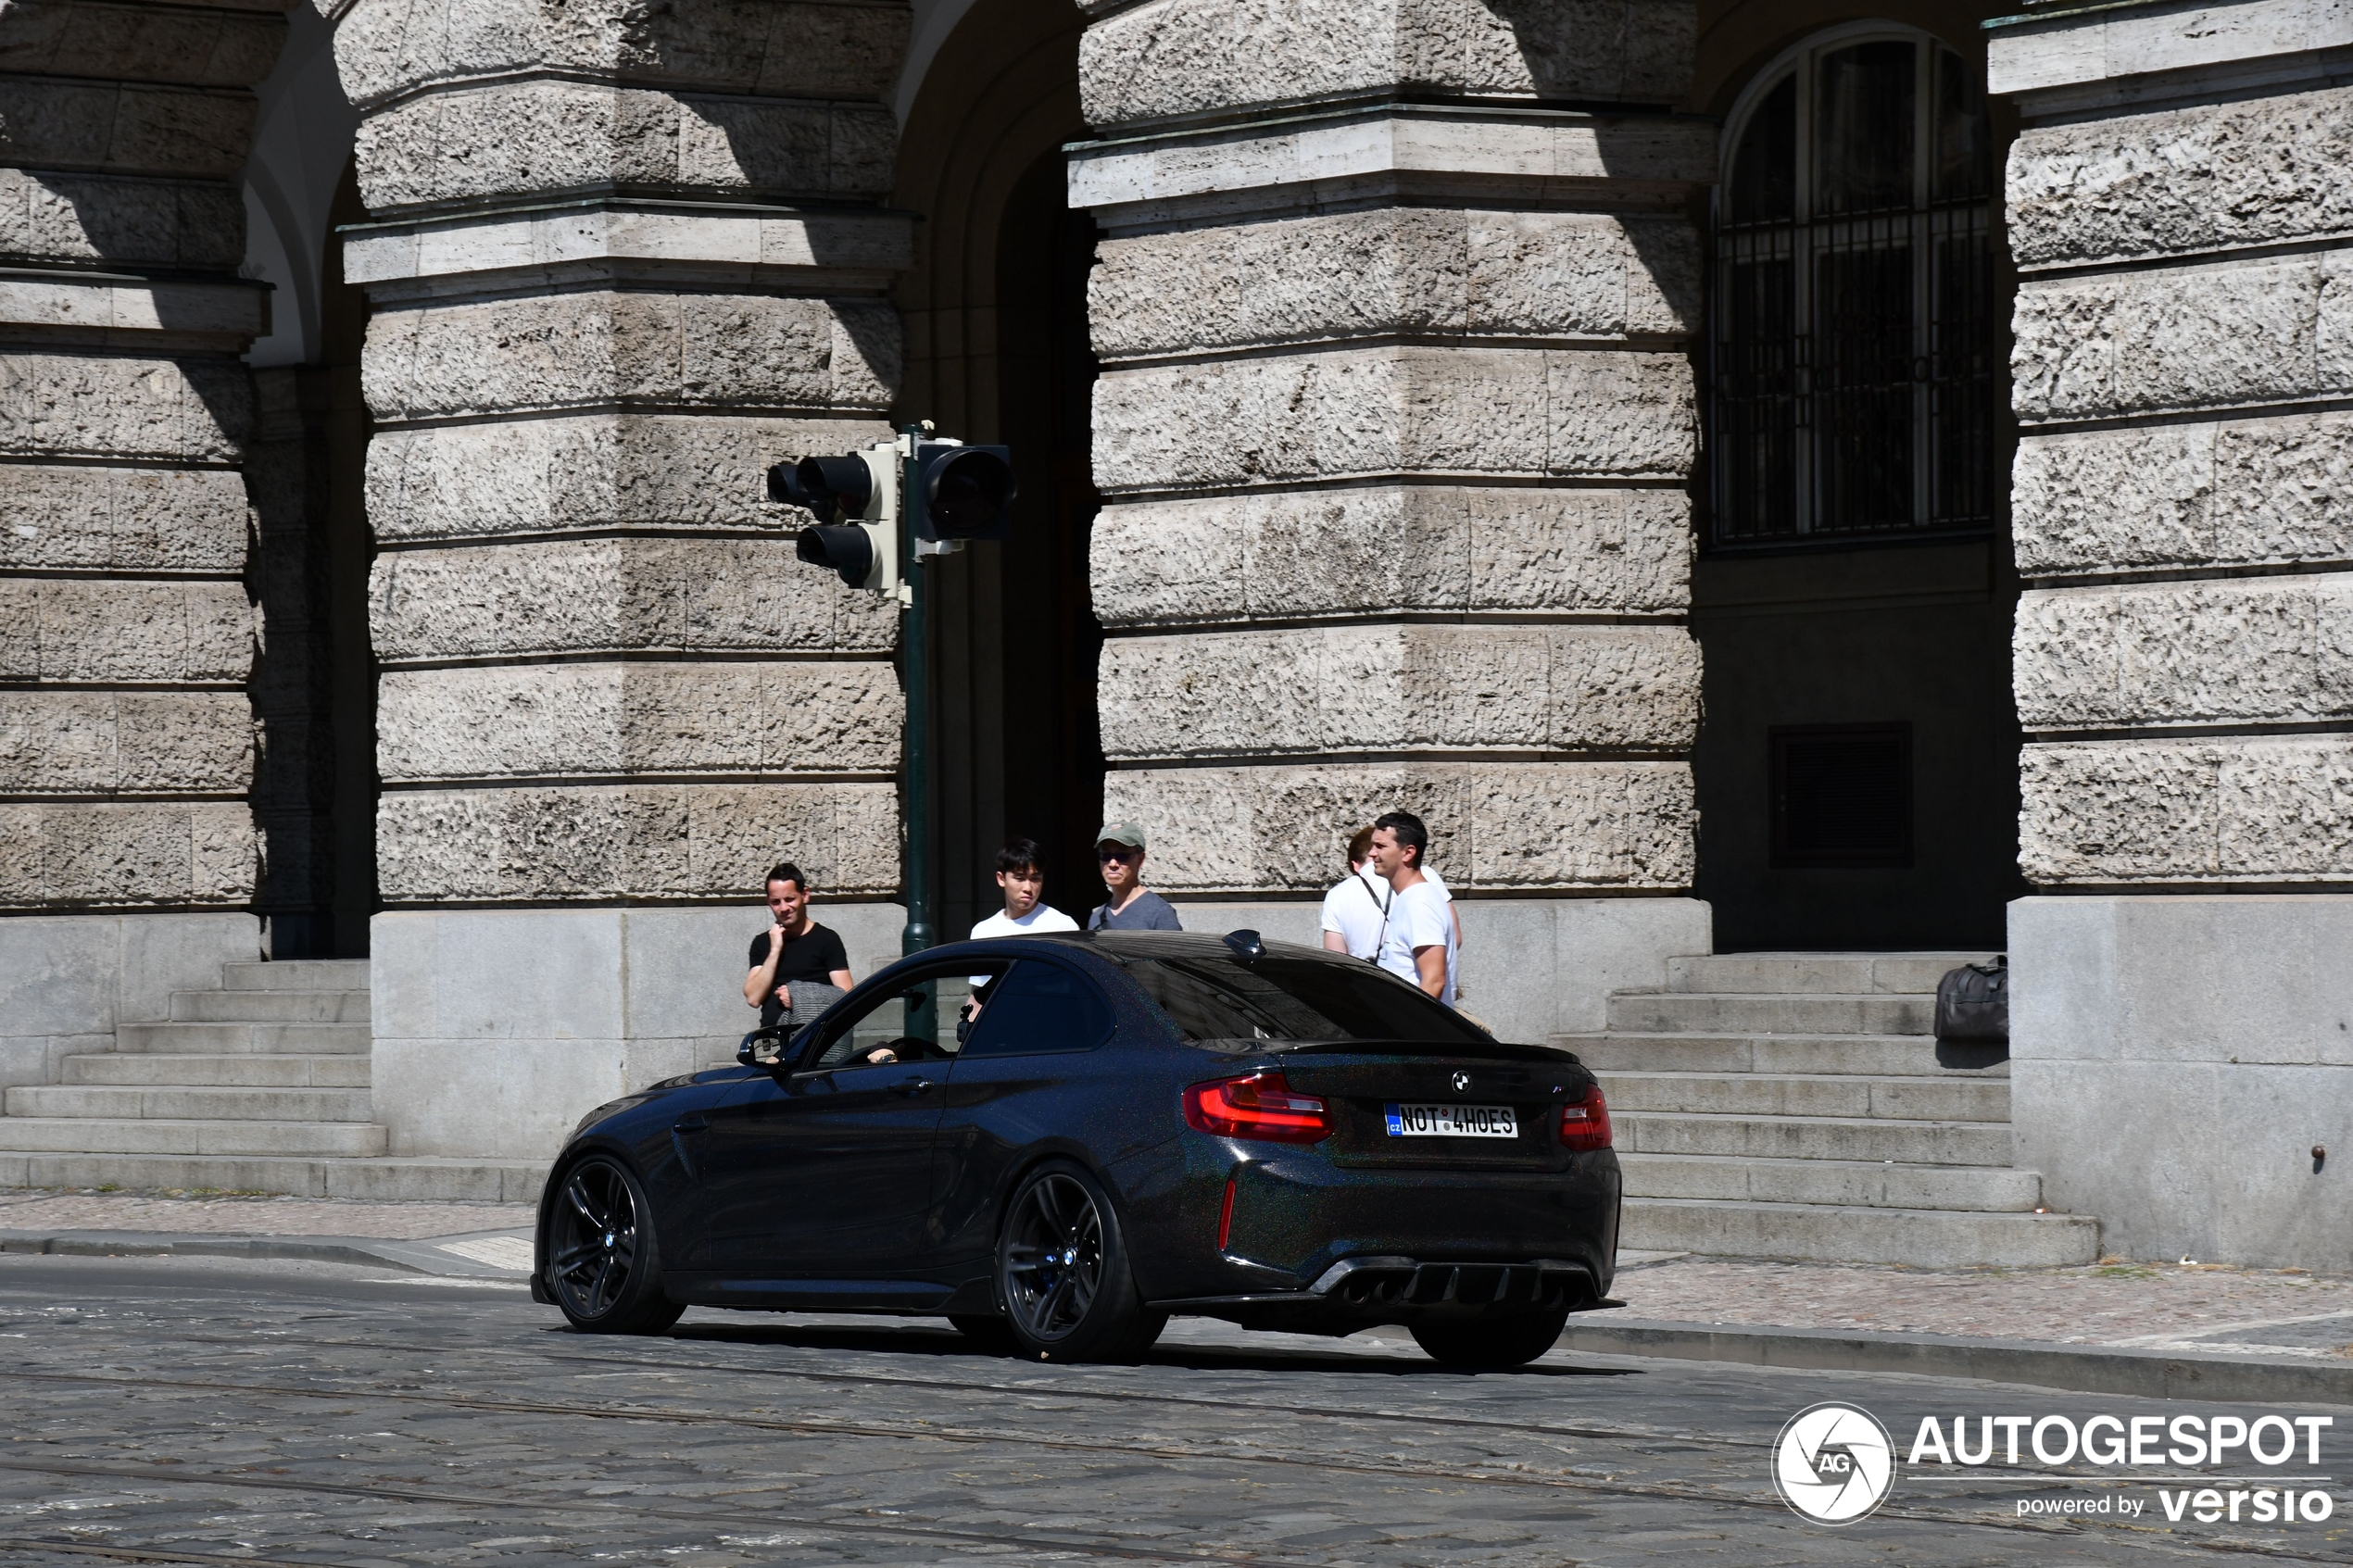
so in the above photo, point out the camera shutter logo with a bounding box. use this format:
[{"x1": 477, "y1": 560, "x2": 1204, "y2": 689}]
[{"x1": 1772, "y1": 1403, "x2": 1897, "y2": 1524}]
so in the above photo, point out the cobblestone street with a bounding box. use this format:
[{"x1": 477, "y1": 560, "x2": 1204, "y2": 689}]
[{"x1": 3, "y1": 1253, "x2": 2347, "y2": 1567}]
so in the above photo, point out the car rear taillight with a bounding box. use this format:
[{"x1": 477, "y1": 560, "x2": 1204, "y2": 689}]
[
  {"x1": 1560, "y1": 1084, "x2": 1612, "y2": 1151},
  {"x1": 1183, "y1": 1072, "x2": 1332, "y2": 1144}
]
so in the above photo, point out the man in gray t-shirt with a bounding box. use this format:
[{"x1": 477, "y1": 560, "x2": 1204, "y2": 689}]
[{"x1": 1087, "y1": 821, "x2": 1183, "y2": 931}]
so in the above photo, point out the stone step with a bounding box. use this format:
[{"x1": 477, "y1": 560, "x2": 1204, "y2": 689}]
[
  {"x1": 1617, "y1": 1151, "x2": 2045, "y2": 1212},
  {"x1": 6, "y1": 1085, "x2": 375, "y2": 1123},
  {"x1": 1604, "y1": 991, "x2": 1936, "y2": 1037},
  {"x1": 220, "y1": 960, "x2": 371, "y2": 993},
  {"x1": 1600, "y1": 1072, "x2": 2009, "y2": 1123},
  {"x1": 115, "y1": 1022, "x2": 371, "y2": 1055},
  {"x1": 1614, "y1": 1110, "x2": 2015, "y2": 1166},
  {"x1": 0, "y1": 1153, "x2": 546, "y2": 1203},
  {"x1": 1621, "y1": 1198, "x2": 2098, "y2": 1268},
  {"x1": 1665, "y1": 953, "x2": 1993, "y2": 996},
  {"x1": 0, "y1": 1118, "x2": 387, "y2": 1158},
  {"x1": 62, "y1": 1055, "x2": 371, "y2": 1088},
  {"x1": 169, "y1": 990, "x2": 371, "y2": 1023},
  {"x1": 1555, "y1": 1032, "x2": 2007, "y2": 1077}
]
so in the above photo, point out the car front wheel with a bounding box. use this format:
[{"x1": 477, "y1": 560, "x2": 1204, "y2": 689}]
[
  {"x1": 545, "y1": 1155, "x2": 684, "y2": 1335},
  {"x1": 994, "y1": 1160, "x2": 1164, "y2": 1363}
]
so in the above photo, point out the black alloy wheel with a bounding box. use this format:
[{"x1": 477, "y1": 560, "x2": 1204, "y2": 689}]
[
  {"x1": 995, "y1": 1160, "x2": 1164, "y2": 1363},
  {"x1": 1410, "y1": 1306, "x2": 1570, "y2": 1369},
  {"x1": 546, "y1": 1156, "x2": 684, "y2": 1335}
]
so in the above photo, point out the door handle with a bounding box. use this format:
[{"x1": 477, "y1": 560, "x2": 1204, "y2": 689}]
[
  {"x1": 893, "y1": 1076, "x2": 936, "y2": 1098},
  {"x1": 673, "y1": 1115, "x2": 710, "y2": 1134}
]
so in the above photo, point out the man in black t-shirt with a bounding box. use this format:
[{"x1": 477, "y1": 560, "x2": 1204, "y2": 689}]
[{"x1": 742, "y1": 861, "x2": 855, "y2": 1031}]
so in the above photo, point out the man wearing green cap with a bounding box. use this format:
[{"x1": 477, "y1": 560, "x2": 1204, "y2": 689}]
[{"x1": 1086, "y1": 821, "x2": 1183, "y2": 931}]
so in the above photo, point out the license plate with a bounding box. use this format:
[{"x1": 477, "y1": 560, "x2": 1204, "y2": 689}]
[{"x1": 1385, "y1": 1103, "x2": 1518, "y2": 1138}]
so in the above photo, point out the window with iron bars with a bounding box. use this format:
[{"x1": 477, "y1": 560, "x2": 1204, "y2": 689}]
[{"x1": 1709, "y1": 31, "x2": 1998, "y2": 546}]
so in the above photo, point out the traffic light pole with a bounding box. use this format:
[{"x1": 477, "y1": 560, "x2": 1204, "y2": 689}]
[{"x1": 898, "y1": 424, "x2": 939, "y2": 1039}]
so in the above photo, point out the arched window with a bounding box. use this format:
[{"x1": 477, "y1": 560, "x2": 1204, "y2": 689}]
[{"x1": 1710, "y1": 28, "x2": 1996, "y2": 545}]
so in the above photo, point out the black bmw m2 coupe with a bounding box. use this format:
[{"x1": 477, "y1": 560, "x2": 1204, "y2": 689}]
[{"x1": 532, "y1": 931, "x2": 1620, "y2": 1365}]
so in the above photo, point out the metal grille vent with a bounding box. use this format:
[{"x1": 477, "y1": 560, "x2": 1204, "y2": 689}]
[{"x1": 1771, "y1": 723, "x2": 1913, "y2": 867}]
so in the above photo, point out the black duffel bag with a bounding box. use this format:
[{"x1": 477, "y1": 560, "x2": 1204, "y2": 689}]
[{"x1": 1934, "y1": 955, "x2": 2008, "y2": 1042}]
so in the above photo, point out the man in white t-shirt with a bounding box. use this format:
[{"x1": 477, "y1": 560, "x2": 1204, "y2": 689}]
[
  {"x1": 1321, "y1": 825, "x2": 1389, "y2": 960},
  {"x1": 1323, "y1": 824, "x2": 1460, "y2": 961},
  {"x1": 1367, "y1": 811, "x2": 1457, "y2": 1006},
  {"x1": 969, "y1": 837, "x2": 1078, "y2": 988}
]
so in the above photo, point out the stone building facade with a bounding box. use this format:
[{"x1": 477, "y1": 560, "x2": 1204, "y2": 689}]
[{"x1": 0, "y1": 0, "x2": 2344, "y2": 1267}]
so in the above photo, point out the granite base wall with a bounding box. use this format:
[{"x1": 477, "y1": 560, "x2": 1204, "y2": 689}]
[
  {"x1": 369, "y1": 903, "x2": 905, "y2": 1160},
  {"x1": 2010, "y1": 895, "x2": 2353, "y2": 1269},
  {"x1": 0, "y1": 913, "x2": 263, "y2": 1091}
]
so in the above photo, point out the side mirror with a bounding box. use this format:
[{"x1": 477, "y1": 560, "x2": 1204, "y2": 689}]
[{"x1": 738, "y1": 1025, "x2": 792, "y2": 1069}]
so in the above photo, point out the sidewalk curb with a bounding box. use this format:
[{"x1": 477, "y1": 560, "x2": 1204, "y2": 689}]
[
  {"x1": 0, "y1": 1229, "x2": 527, "y2": 1279},
  {"x1": 1560, "y1": 1318, "x2": 2353, "y2": 1406}
]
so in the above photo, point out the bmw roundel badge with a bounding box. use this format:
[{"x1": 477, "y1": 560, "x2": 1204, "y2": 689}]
[{"x1": 1451, "y1": 1071, "x2": 1471, "y2": 1093}]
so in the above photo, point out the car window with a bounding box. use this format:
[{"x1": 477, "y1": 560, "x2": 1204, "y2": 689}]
[
  {"x1": 957, "y1": 960, "x2": 1115, "y2": 1059},
  {"x1": 805, "y1": 962, "x2": 1009, "y2": 1070},
  {"x1": 1124, "y1": 955, "x2": 1491, "y2": 1046}
]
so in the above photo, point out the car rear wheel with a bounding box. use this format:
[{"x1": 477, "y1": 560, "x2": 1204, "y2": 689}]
[
  {"x1": 546, "y1": 1156, "x2": 684, "y2": 1335},
  {"x1": 1411, "y1": 1307, "x2": 1569, "y2": 1369},
  {"x1": 995, "y1": 1160, "x2": 1164, "y2": 1363}
]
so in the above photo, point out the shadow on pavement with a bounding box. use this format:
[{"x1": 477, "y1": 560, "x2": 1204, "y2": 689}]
[{"x1": 651, "y1": 1318, "x2": 1643, "y2": 1377}]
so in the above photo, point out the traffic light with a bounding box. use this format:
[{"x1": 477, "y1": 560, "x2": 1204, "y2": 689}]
[
  {"x1": 769, "y1": 432, "x2": 1018, "y2": 596},
  {"x1": 912, "y1": 442, "x2": 1016, "y2": 543},
  {"x1": 769, "y1": 439, "x2": 900, "y2": 596}
]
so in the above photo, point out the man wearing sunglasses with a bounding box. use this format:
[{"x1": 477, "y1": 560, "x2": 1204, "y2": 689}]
[{"x1": 1085, "y1": 822, "x2": 1183, "y2": 931}]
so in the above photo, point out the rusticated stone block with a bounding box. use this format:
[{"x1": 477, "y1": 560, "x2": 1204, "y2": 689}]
[
  {"x1": 377, "y1": 662, "x2": 901, "y2": 782},
  {"x1": 0, "y1": 169, "x2": 244, "y2": 270},
  {"x1": 0, "y1": 2, "x2": 286, "y2": 88},
  {"x1": 1100, "y1": 623, "x2": 1697, "y2": 758},
  {"x1": 0, "y1": 691, "x2": 252, "y2": 794},
  {"x1": 1090, "y1": 210, "x2": 1697, "y2": 359},
  {"x1": 370, "y1": 538, "x2": 896, "y2": 661},
  {"x1": 2015, "y1": 411, "x2": 2353, "y2": 575},
  {"x1": 1091, "y1": 486, "x2": 1690, "y2": 624},
  {"x1": 374, "y1": 782, "x2": 900, "y2": 901},
  {"x1": 366, "y1": 413, "x2": 888, "y2": 542},
  {"x1": 354, "y1": 79, "x2": 894, "y2": 211},
  {"x1": 2021, "y1": 737, "x2": 2353, "y2": 884},
  {"x1": 2012, "y1": 254, "x2": 2353, "y2": 424},
  {"x1": 1094, "y1": 346, "x2": 1692, "y2": 492},
  {"x1": 2009, "y1": 87, "x2": 2353, "y2": 269},
  {"x1": 0, "y1": 352, "x2": 249, "y2": 460},
  {"x1": 1080, "y1": 0, "x2": 1691, "y2": 128},
  {"x1": 333, "y1": 0, "x2": 907, "y2": 109},
  {"x1": 0, "y1": 580, "x2": 250, "y2": 682},
  {"x1": 0, "y1": 464, "x2": 246, "y2": 571},
  {"x1": 2017, "y1": 576, "x2": 2353, "y2": 731},
  {"x1": 0, "y1": 79, "x2": 256, "y2": 179},
  {"x1": 0, "y1": 800, "x2": 255, "y2": 906},
  {"x1": 363, "y1": 293, "x2": 898, "y2": 421},
  {"x1": 1101, "y1": 759, "x2": 1694, "y2": 892}
]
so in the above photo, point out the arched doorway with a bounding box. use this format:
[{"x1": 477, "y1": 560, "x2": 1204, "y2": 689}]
[
  {"x1": 1692, "y1": 16, "x2": 2023, "y2": 950},
  {"x1": 896, "y1": 0, "x2": 1106, "y2": 941}
]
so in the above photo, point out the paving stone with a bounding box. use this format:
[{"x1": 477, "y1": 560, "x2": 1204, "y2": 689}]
[{"x1": 0, "y1": 1252, "x2": 2335, "y2": 1565}]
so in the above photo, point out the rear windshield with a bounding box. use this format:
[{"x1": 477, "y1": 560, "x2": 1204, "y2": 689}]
[{"x1": 1125, "y1": 956, "x2": 1493, "y2": 1046}]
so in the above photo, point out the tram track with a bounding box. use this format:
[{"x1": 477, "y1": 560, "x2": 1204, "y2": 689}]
[
  {"x1": 93, "y1": 1323, "x2": 1767, "y2": 1458},
  {"x1": 0, "y1": 1535, "x2": 368, "y2": 1568},
  {"x1": 0, "y1": 1455, "x2": 1322, "y2": 1567},
  {"x1": 4, "y1": 1369, "x2": 2336, "y2": 1560}
]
